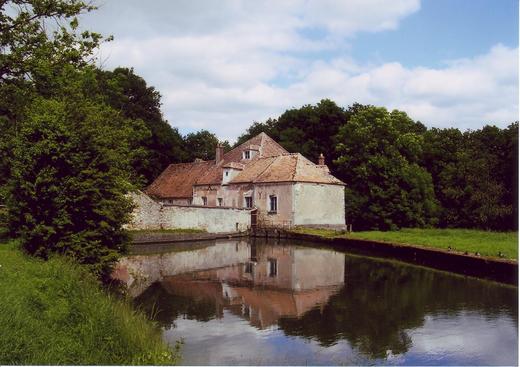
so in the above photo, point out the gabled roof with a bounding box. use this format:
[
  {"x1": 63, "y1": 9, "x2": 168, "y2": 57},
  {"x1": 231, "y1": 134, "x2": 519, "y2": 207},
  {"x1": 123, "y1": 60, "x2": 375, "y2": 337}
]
[
  {"x1": 145, "y1": 132, "x2": 343, "y2": 199},
  {"x1": 195, "y1": 132, "x2": 288, "y2": 185},
  {"x1": 231, "y1": 153, "x2": 345, "y2": 185},
  {"x1": 221, "y1": 132, "x2": 287, "y2": 163}
]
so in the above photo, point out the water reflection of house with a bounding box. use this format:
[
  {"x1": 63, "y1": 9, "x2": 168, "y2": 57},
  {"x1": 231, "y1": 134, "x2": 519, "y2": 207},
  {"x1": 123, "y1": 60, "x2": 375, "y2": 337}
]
[
  {"x1": 160, "y1": 243, "x2": 345, "y2": 329},
  {"x1": 113, "y1": 240, "x2": 251, "y2": 297}
]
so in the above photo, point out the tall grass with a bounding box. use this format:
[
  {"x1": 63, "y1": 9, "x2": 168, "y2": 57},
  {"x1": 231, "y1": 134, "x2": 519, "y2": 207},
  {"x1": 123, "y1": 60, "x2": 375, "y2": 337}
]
[
  {"x1": 0, "y1": 240, "x2": 180, "y2": 365},
  {"x1": 293, "y1": 227, "x2": 518, "y2": 260}
]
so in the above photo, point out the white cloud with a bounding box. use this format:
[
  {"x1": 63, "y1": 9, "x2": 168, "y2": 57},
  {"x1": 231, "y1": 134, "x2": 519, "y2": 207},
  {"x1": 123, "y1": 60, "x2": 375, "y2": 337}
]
[
  {"x1": 82, "y1": 1, "x2": 517, "y2": 142},
  {"x1": 405, "y1": 311, "x2": 518, "y2": 365}
]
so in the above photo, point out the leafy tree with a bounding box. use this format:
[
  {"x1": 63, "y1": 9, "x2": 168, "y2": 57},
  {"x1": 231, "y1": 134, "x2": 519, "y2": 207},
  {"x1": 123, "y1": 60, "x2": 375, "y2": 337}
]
[
  {"x1": 335, "y1": 107, "x2": 437, "y2": 230},
  {"x1": 235, "y1": 100, "x2": 348, "y2": 168},
  {"x1": 0, "y1": 0, "x2": 105, "y2": 120},
  {"x1": 465, "y1": 124, "x2": 517, "y2": 230},
  {"x1": 185, "y1": 129, "x2": 230, "y2": 161},
  {"x1": 5, "y1": 67, "x2": 148, "y2": 280},
  {"x1": 277, "y1": 99, "x2": 347, "y2": 167},
  {"x1": 502, "y1": 122, "x2": 518, "y2": 229},
  {"x1": 422, "y1": 124, "x2": 517, "y2": 230},
  {"x1": 235, "y1": 118, "x2": 278, "y2": 146},
  {"x1": 96, "y1": 67, "x2": 188, "y2": 184},
  {"x1": 0, "y1": 0, "x2": 107, "y2": 197}
]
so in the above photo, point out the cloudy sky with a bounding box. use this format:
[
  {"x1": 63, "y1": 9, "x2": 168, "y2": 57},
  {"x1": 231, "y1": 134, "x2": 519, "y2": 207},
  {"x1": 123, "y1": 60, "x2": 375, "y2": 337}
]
[{"x1": 80, "y1": 0, "x2": 518, "y2": 142}]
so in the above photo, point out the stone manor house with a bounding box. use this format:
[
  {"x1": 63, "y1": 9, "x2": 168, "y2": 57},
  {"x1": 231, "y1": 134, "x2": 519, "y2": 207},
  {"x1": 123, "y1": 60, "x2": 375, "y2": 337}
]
[{"x1": 143, "y1": 132, "x2": 346, "y2": 229}]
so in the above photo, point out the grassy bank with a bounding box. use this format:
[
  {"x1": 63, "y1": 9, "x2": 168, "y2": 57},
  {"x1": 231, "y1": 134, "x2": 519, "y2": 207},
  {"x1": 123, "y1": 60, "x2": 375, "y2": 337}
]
[
  {"x1": 0, "y1": 240, "x2": 180, "y2": 365},
  {"x1": 292, "y1": 228, "x2": 518, "y2": 260}
]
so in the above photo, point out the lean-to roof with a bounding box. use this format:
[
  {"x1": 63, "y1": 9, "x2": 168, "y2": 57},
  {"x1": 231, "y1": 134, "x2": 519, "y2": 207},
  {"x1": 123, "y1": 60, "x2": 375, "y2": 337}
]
[{"x1": 145, "y1": 161, "x2": 213, "y2": 198}]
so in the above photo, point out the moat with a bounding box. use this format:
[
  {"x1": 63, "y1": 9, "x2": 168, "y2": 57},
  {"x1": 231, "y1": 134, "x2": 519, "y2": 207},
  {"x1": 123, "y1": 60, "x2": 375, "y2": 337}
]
[{"x1": 115, "y1": 238, "x2": 518, "y2": 365}]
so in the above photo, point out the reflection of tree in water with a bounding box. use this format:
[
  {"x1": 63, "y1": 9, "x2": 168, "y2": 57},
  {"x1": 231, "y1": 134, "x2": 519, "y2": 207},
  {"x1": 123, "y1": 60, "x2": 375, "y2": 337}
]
[
  {"x1": 134, "y1": 282, "x2": 218, "y2": 327},
  {"x1": 278, "y1": 255, "x2": 517, "y2": 359}
]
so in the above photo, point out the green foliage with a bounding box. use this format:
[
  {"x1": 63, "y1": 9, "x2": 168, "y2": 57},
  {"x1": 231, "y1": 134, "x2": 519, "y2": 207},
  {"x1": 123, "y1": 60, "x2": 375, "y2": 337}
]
[
  {"x1": 0, "y1": 0, "x2": 107, "y2": 120},
  {"x1": 95, "y1": 67, "x2": 188, "y2": 184},
  {"x1": 5, "y1": 67, "x2": 147, "y2": 280},
  {"x1": 335, "y1": 106, "x2": 438, "y2": 230},
  {"x1": 422, "y1": 123, "x2": 518, "y2": 230},
  {"x1": 1, "y1": 0, "x2": 110, "y2": 200},
  {"x1": 185, "y1": 129, "x2": 230, "y2": 161},
  {"x1": 0, "y1": 240, "x2": 180, "y2": 365},
  {"x1": 235, "y1": 118, "x2": 278, "y2": 146},
  {"x1": 236, "y1": 99, "x2": 347, "y2": 168}
]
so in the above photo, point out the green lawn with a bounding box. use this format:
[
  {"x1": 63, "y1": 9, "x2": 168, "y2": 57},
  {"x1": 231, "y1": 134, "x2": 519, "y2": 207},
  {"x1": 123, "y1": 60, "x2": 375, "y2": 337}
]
[
  {"x1": 0, "y1": 240, "x2": 180, "y2": 365},
  {"x1": 292, "y1": 228, "x2": 518, "y2": 260}
]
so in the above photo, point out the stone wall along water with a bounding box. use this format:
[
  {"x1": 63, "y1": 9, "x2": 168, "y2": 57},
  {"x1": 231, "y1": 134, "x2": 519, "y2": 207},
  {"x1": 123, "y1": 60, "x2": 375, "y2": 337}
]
[{"x1": 126, "y1": 191, "x2": 251, "y2": 233}]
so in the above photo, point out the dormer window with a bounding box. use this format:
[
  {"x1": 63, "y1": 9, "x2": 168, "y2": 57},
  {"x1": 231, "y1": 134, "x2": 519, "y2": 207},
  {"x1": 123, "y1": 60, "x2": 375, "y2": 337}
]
[{"x1": 243, "y1": 150, "x2": 251, "y2": 160}]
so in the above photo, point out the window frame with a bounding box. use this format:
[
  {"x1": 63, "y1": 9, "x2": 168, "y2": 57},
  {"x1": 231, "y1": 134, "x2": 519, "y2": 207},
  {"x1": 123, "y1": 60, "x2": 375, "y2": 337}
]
[
  {"x1": 202, "y1": 196, "x2": 207, "y2": 206},
  {"x1": 269, "y1": 195, "x2": 277, "y2": 213},
  {"x1": 218, "y1": 198, "x2": 223, "y2": 206},
  {"x1": 245, "y1": 196, "x2": 253, "y2": 209}
]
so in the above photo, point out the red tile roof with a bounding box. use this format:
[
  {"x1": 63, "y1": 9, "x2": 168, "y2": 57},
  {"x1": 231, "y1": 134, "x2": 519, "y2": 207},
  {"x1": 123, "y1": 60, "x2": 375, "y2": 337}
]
[
  {"x1": 231, "y1": 153, "x2": 345, "y2": 185},
  {"x1": 195, "y1": 132, "x2": 288, "y2": 185},
  {"x1": 145, "y1": 161, "x2": 213, "y2": 198},
  {"x1": 146, "y1": 133, "x2": 344, "y2": 199}
]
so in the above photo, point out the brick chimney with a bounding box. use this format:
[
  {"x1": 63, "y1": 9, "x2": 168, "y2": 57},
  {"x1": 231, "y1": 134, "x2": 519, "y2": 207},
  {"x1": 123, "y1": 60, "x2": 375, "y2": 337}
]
[
  {"x1": 318, "y1": 153, "x2": 325, "y2": 165},
  {"x1": 318, "y1": 153, "x2": 329, "y2": 172},
  {"x1": 215, "y1": 144, "x2": 224, "y2": 164}
]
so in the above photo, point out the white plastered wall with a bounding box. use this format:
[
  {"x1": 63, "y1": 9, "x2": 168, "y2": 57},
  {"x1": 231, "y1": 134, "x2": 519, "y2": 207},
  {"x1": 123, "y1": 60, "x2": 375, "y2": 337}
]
[{"x1": 292, "y1": 183, "x2": 345, "y2": 226}]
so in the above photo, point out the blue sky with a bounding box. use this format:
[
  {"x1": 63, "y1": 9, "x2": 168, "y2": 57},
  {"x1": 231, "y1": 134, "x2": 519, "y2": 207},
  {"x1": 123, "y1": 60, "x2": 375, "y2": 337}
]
[
  {"x1": 353, "y1": 0, "x2": 518, "y2": 68},
  {"x1": 81, "y1": 0, "x2": 518, "y2": 142}
]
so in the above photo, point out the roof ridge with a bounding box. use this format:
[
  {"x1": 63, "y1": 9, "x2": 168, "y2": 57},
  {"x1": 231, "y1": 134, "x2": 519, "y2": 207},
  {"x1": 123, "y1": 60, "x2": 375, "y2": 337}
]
[
  {"x1": 167, "y1": 160, "x2": 212, "y2": 167},
  {"x1": 290, "y1": 154, "x2": 299, "y2": 181},
  {"x1": 224, "y1": 133, "x2": 263, "y2": 158}
]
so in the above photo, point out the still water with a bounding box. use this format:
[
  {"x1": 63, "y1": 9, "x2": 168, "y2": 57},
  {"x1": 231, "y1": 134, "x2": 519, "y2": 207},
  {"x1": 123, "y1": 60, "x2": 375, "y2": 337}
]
[{"x1": 115, "y1": 238, "x2": 518, "y2": 365}]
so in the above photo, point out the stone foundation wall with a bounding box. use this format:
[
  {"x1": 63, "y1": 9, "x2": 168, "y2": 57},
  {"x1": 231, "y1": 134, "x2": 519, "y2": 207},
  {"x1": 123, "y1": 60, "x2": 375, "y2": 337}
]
[{"x1": 127, "y1": 191, "x2": 251, "y2": 233}]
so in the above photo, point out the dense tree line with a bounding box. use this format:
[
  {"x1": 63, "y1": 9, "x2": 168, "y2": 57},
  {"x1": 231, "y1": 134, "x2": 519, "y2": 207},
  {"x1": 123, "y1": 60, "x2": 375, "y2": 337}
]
[
  {"x1": 236, "y1": 100, "x2": 517, "y2": 231},
  {"x1": 0, "y1": 0, "x2": 227, "y2": 280},
  {"x1": 93, "y1": 68, "x2": 230, "y2": 184}
]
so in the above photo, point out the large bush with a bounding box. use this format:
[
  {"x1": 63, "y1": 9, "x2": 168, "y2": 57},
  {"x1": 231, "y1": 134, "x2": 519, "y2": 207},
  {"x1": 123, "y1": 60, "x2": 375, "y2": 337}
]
[{"x1": 5, "y1": 67, "x2": 147, "y2": 280}]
